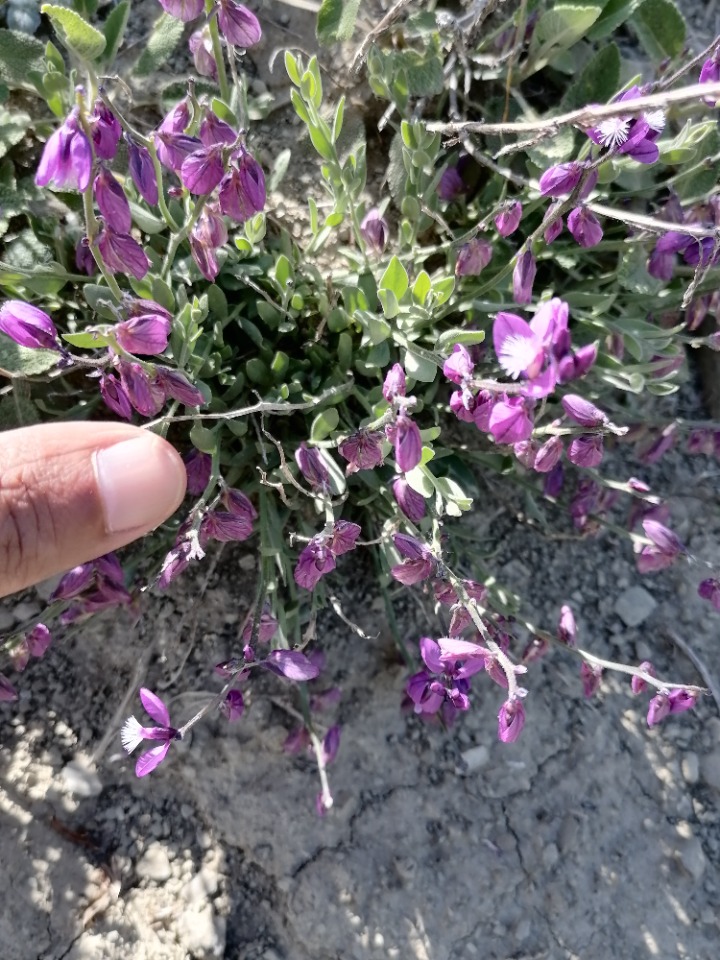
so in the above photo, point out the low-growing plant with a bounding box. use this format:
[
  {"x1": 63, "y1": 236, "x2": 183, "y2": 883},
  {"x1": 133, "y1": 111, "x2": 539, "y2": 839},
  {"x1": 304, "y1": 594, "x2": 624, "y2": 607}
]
[{"x1": 1, "y1": 0, "x2": 719, "y2": 809}]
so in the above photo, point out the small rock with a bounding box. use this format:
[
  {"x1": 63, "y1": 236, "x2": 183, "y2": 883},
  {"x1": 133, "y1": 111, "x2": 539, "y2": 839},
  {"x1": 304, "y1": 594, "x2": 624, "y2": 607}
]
[
  {"x1": 614, "y1": 587, "x2": 657, "y2": 628},
  {"x1": 12, "y1": 601, "x2": 41, "y2": 622},
  {"x1": 136, "y1": 842, "x2": 172, "y2": 883},
  {"x1": 460, "y1": 745, "x2": 489, "y2": 773},
  {"x1": 681, "y1": 752, "x2": 699, "y2": 785},
  {"x1": 543, "y1": 843, "x2": 559, "y2": 869},
  {"x1": 0, "y1": 608, "x2": 14, "y2": 631},
  {"x1": 677, "y1": 837, "x2": 706, "y2": 881},
  {"x1": 177, "y1": 904, "x2": 226, "y2": 958},
  {"x1": 183, "y1": 866, "x2": 221, "y2": 905},
  {"x1": 61, "y1": 757, "x2": 102, "y2": 798},
  {"x1": 701, "y1": 750, "x2": 720, "y2": 791}
]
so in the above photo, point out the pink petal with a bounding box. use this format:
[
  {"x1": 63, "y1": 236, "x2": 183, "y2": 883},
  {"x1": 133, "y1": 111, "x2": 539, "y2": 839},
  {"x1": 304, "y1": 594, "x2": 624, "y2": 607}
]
[
  {"x1": 493, "y1": 312, "x2": 532, "y2": 359},
  {"x1": 139, "y1": 687, "x2": 170, "y2": 726},
  {"x1": 135, "y1": 742, "x2": 170, "y2": 777}
]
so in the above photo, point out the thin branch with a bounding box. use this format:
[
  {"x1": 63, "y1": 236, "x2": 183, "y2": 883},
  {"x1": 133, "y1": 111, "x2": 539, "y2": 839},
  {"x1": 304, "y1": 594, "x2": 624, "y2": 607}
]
[
  {"x1": 656, "y1": 35, "x2": 720, "y2": 91},
  {"x1": 427, "y1": 80, "x2": 720, "y2": 139},
  {"x1": 666, "y1": 630, "x2": 720, "y2": 714},
  {"x1": 586, "y1": 203, "x2": 718, "y2": 239},
  {"x1": 351, "y1": 0, "x2": 417, "y2": 73}
]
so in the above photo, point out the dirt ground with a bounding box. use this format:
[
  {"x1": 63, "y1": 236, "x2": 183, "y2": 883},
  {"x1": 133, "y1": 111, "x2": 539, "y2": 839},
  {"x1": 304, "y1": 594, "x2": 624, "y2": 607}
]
[{"x1": 2, "y1": 1, "x2": 720, "y2": 959}]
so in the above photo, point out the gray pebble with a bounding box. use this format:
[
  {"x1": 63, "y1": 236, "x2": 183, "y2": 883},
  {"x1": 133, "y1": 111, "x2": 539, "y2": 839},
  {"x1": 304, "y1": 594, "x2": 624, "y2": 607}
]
[
  {"x1": 460, "y1": 744, "x2": 489, "y2": 773},
  {"x1": 681, "y1": 752, "x2": 699, "y2": 785},
  {"x1": 60, "y1": 757, "x2": 102, "y2": 798},
  {"x1": 614, "y1": 586, "x2": 657, "y2": 627},
  {"x1": 678, "y1": 837, "x2": 707, "y2": 881},
  {"x1": 136, "y1": 842, "x2": 172, "y2": 883},
  {"x1": 701, "y1": 750, "x2": 720, "y2": 791}
]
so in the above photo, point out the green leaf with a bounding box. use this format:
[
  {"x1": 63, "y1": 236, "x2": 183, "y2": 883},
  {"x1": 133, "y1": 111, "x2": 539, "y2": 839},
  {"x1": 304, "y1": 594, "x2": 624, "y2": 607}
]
[
  {"x1": 62, "y1": 331, "x2": 109, "y2": 349},
  {"x1": 380, "y1": 256, "x2": 409, "y2": 300},
  {"x1": 0, "y1": 29, "x2": 46, "y2": 90},
  {"x1": 0, "y1": 394, "x2": 39, "y2": 427},
  {"x1": 101, "y1": 0, "x2": 131, "y2": 66},
  {"x1": 561, "y1": 43, "x2": 621, "y2": 110},
  {"x1": 41, "y1": 5, "x2": 107, "y2": 61},
  {"x1": 431, "y1": 276, "x2": 454, "y2": 306},
  {"x1": 0, "y1": 339, "x2": 58, "y2": 376},
  {"x1": 412, "y1": 270, "x2": 431, "y2": 305},
  {"x1": 630, "y1": 0, "x2": 685, "y2": 62},
  {"x1": 45, "y1": 41, "x2": 65, "y2": 74},
  {"x1": 403, "y1": 346, "x2": 437, "y2": 382},
  {"x1": 310, "y1": 407, "x2": 339, "y2": 440},
  {"x1": 587, "y1": 0, "x2": 643, "y2": 40},
  {"x1": 0, "y1": 106, "x2": 30, "y2": 160},
  {"x1": 434, "y1": 329, "x2": 486, "y2": 352},
  {"x1": 134, "y1": 12, "x2": 184, "y2": 77},
  {"x1": 378, "y1": 288, "x2": 399, "y2": 320},
  {"x1": 527, "y1": 4, "x2": 602, "y2": 74},
  {"x1": 316, "y1": 0, "x2": 362, "y2": 44},
  {"x1": 284, "y1": 50, "x2": 301, "y2": 85},
  {"x1": 268, "y1": 148, "x2": 291, "y2": 192}
]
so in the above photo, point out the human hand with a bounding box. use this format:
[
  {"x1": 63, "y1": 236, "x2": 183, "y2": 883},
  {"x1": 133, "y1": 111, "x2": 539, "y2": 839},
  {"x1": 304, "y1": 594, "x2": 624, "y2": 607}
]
[{"x1": 0, "y1": 422, "x2": 186, "y2": 599}]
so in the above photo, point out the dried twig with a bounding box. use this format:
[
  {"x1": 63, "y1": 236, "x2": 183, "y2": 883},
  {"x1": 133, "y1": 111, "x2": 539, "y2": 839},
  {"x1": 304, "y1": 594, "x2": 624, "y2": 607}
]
[{"x1": 351, "y1": 0, "x2": 417, "y2": 74}]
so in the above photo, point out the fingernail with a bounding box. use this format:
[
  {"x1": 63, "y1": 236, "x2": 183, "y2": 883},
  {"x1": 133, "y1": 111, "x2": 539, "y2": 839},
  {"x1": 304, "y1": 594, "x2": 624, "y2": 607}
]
[{"x1": 94, "y1": 435, "x2": 186, "y2": 534}]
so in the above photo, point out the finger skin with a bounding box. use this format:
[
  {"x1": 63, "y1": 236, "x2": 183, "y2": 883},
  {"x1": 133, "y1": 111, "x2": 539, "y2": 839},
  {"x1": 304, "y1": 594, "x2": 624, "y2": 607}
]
[{"x1": 0, "y1": 422, "x2": 186, "y2": 598}]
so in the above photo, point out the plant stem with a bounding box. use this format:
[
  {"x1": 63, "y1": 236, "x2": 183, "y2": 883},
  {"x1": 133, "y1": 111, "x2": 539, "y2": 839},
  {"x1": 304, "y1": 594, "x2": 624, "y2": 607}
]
[{"x1": 206, "y1": 3, "x2": 232, "y2": 105}]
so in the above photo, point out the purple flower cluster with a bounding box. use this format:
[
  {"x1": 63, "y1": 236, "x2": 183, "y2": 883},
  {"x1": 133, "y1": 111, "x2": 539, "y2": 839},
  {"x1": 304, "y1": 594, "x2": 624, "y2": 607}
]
[
  {"x1": 51, "y1": 552, "x2": 132, "y2": 624},
  {"x1": 628, "y1": 662, "x2": 698, "y2": 727},
  {"x1": 294, "y1": 520, "x2": 361, "y2": 590}
]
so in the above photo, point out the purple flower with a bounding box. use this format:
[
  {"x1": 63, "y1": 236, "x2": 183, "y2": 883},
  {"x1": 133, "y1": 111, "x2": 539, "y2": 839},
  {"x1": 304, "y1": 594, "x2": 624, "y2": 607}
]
[
  {"x1": 495, "y1": 201, "x2": 522, "y2": 237},
  {"x1": 218, "y1": 149, "x2": 266, "y2": 221},
  {"x1": 388, "y1": 415, "x2": 422, "y2": 472},
  {"x1": 190, "y1": 27, "x2": 218, "y2": 80},
  {"x1": 498, "y1": 698, "x2": 525, "y2": 743},
  {"x1": 0, "y1": 300, "x2": 60, "y2": 351},
  {"x1": 0, "y1": 674, "x2": 19, "y2": 702},
  {"x1": 513, "y1": 251, "x2": 536, "y2": 304},
  {"x1": 114, "y1": 313, "x2": 171, "y2": 356},
  {"x1": 263, "y1": 649, "x2": 320, "y2": 681},
  {"x1": 360, "y1": 208, "x2": 388, "y2": 254},
  {"x1": 97, "y1": 226, "x2": 150, "y2": 280},
  {"x1": 99, "y1": 372, "x2": 133, "y2": 419},
  {"x1": 393, "y1": 477, "x2": 426, "y2": 523},
  {"x1": 328, "y1": 520, "x2": 361, "y2": 556},
  {"x1": 35, "y1": 109, "x2": 92, "y2": 192},
  {"x1": 154, "y1": 367, "x2": 206, "y2": 407},
  {"x1": 513, "y1": 440, "x2": 538, "y2": 468},
  {"x1": 631, "y1": 661, "x2": 656, "y2": 695},
  {"x1": 160, "y1": 99, "x2": 191, "y2": 135},
  {"x1": 587, "y1": 88, "x2": 664, "y2": 164},
  {"x1": 581, "y1": 662, "x2": 602, "y2": 698},
  {"x1": 450, "y1": 388, "x2": 476, "y2": 422},
  {"x1": 295, "y1": 442, "x2": 330, "y2": 491},
  {"x1": 25, "y1": 624, "x2": 52, "y2": 658},
  {"x1": 89, "y1": 101, "x2": 121, "y2": 160},
  {"x1": 294, "y1": 538, "x2": 336, "y2": 590},
  {"x1": 190, "y1": 203, "x2": 228, "y2": 280},
  {"x1": 489, "y1": 397, "x2": 533, "y2": 444},
  {"x1": 567, "y1": 206, "x2": 603, "y2": 247},
  {"x1": 94, "y1": 167, "x2": 132, "y2": 234},
  {"x1": 636, "y1": 518, "x2": 685, "y2": 573},
  {"x1": 178, "y1": 453, "x2": 209, "y2": 500},
  {"x1": 534, "y1": 436, "x2": 563, "y2": 473},
  {"x1": 202, "y1": 509, "x2": 254, "y2": 542},
  {"x1": 155, "y1": 131, "x2": 202, "y2": 172},
  {"x1": 698, "y1": 577, "x2": 720, "y2": 611},
  {"x1": 382, "y1": 363, "x2": 406, "y2": 402},
  {"x1": 567, "y1": 434, "x2": 604, "y2": 468},
  {"x1": 127, "y1": 139, "x2": 159, "y2": 206},
  {"x1": 539, "y1": 162, "x2": 584, "y2": 197},
  {"x1": 339, "y1": 430, "x2": 384, "y2": 474},
  {"x1": 181, "y1": 145, "x2": 225, "y2": 195},
  {"x1": 543, "y1": 203, "x2": 564, "y2": 244},
  {"x1": 118, "y1": 360, "x2": 165, "y2": 417},
  {"x1": 647, "y1": 691, "x2": 671, "y2": 726},
  {"x1": 391, "y1": 533, "x2": 435, "y2": 585},
  {"x1": 406, "y1": 671, "x2": 445, "y2": 715},
  {"x1": 668, "y1": 689, "x2": 697, "y2": 715},
  {"x1": 544, "y1": 462, "x2": 564, "y2": 498},
  {"x1": 557, "y1": 343, "x2": 598, "y2": 383},
  {"x1": 158, "y1": 540, "x2": 195, "y2": 590},
  {"x1": 321, "y1": 725, "x2": 341, "y2": 766},
  {"x1": 472, "y1": 390, "x2": 496, "y2": 431},
  {"x1": 158, "y1": 0, "x2": 203, "y2": 19},
  {"x1": 494, "y1": 311, "x2": 545, "y2": 380},
  {"x1": 199, "y1": 111, "x2": 236, "y2": 147},
  {"x1": 455, "y1": 237, "x2": 492, "y2": 277},
  {"x1": 699, "y1": 54, "x2": 720, "y2": 105},
  {"x1": 121, "y1": 688, "x2": 181, "y2": 777},
  {"x1": 561, "y1": 394, "x2": 608, "y2": 428},
  {"x1": 437, "y1": 166, "x2": 467, "y2": 202},
  {"x1": 242, "y1": 603, "x2": 278, "y2": 644},
  {"x1": 443, "y1": 344, "x2": 474, "y2": 384},
  {"x1": 216, "y1": 0, "x2": 263, "y2": 46},
  {"x1": 557, "y1": 604, "x2": 577, "y2": 646},
  {"x1": 221, "y1": 689, "x2": 245, "y2": 720}
]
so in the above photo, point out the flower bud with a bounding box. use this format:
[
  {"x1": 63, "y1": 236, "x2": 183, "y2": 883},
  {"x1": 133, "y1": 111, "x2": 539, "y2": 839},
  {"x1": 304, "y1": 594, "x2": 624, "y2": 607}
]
[
  {"x1": 0, "y1": 673, "x2": 18, "y2": 702},
  {"x1": 389, "y1": 414, "x2": 422, "y2": 472},
  {"x1": 295, "y1": 442, "x2": 330, "y2": 491},
  {"x1": 442, "y1": 344, "x2": 474, "y2": 384},
  {"x1": 35, "y1": 109, "x2": 92, "y2": 192},
  {"x1": 99, "y1": 371, "x2": 133, "y2": 420},
  {"x1": 199, "y1": 110, "x2": 236, "y2": 147},
  {"x1": 494, "y1": 201, "x2": 522, "y2": 237},
  {"x1": 221, "y1": 689, "x2": 245, "y2": 721},
  {"x1": 393, "y1": 477, "x2": 426, "y2": 523},
  {"x1": 543, "y1": 202, "x2": 564, "y2": 244},
  {"x1": 534, "y1": 436, "x2": 563, "y2": 472},
  {"x1": 382, "y1": 363, "x2": 406, "y2": 402},
  {"x1": 568, "y1": 434, "x2": 604, "y2": 468},
  {"x1": 114, "y1": 313, "x2": 170, "y2": 356},
  {"x1": 647, "y1": 690, "x2": 671, "y2": 726},
  {"x1": 567, "y1": 206, "x2": 603, "y2": 248},
  {"x1": 183, "y1": 449, "x2": 212, "y2": 495},
  {"x1": 455, "y1": 237, "x2": 492, "y2": 277},
  {"x1": 631, "y1": 661, "x2": 655, "y2": 695},
  {"x1": 488, "y1": 398, "x2": 533, "y2": 444},
  {"x1": 217, "y1": 0, "x2": 263, "y2": 46},
  {"x1": 498, "y1": 698, "x2": 525, "y2": 743},
  {"x1": 580, "y1": 661, "x2": 602, "y2": 698},
  {"x1": 561, "y1": 394, "x2": 608, "y2": 428},
  {"x1": 127, "y1": 139, "x2": 159, "y2": 206},
  {"x1": 158, "y1": 0, "x2": 203, "y2": 20},
  {"x1": 26, "y1": 624, "x2": 52, "y2": 658},
  {"x1": 181, "y1": 145, "x2": 225, "y2": 195},
  {"x1": 539, "y1": 162, "x2": 583, "y2": 197},
  {"x1": 218, "y1": 149, "x2": 266, "y2": 221},
  {"x1": 360, "y1": 208, "x2": 388, "y2": 254},
  {"x1": 557, "y1": 604, "x2": 577, "y2": 646},
  {"x1": 513, "y1": 251, "x2": 536, "y2": 304},
  {"x1": 90, "y1": 101, "x2": 121, "y2": 160},
  {"x1": 190, "y1": 27, "x2": 218, "y2": 81},
  {"x1": 98, "y1": 226, "x2": 150, "y2": 280},
  {"x1": 0, "y1": 300, "x2": 60, "y2": 351},
  {"x1": 118, "y1": 360, "x2": 165, "y2": 416}
]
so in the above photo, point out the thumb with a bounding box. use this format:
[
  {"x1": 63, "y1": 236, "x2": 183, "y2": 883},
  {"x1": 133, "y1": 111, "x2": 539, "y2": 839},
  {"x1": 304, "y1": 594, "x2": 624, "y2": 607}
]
[{"x1": 0, "y1": 422, "x2": 186, "y2": 598}]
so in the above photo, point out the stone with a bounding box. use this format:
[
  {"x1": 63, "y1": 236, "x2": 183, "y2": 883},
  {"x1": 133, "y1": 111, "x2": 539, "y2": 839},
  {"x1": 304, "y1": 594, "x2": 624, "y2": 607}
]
[
  {"x1": 678, "y1": 837, "x2": 706, "y2": 881},
  {"x1": 614, "y1": 587, "x2": 657, "y2": 628},
  {"x1": 60, "y1": 757, "x2": 102, "y2": 798},
  {"x1": 183, "y1": 865, "x2": 221, "y2": 905},
  {"x1": 701, "y1": 750, "x2": 720, "y2": 791},
  {"x1": 681, "y1": 752, "x2": 699, "y2": 785},
  {"x1": 460, "y1": 745, "x2": 489, "y2": 773},
  {"x1": 136, "y1": 842, "x2": 172, "y2": 883},
  {"x1": 177, "y1": 904, "x2": 226, "y2": 958}
]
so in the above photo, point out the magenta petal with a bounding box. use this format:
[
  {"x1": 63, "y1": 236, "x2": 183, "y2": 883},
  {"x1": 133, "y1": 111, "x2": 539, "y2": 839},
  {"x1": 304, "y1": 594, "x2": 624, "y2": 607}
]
[
  {"x1": 493, "y1": 312, "x2": 532, "y2": 359},
  {"x1": 136, "y1": 742, "x2": 170, "y2": 777},
  {"x1": 139, "y1": 687, "x2": 171, "y2": 726},
  {"x1": 419, "y1": 637, "x2": 444, "y2": 673},
  {"x1": 437, "y1": 637, "x2": 487, "y2": 659},
  {"x1": 264, "y1": 650, "x2": 321, "y2": 681}
]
